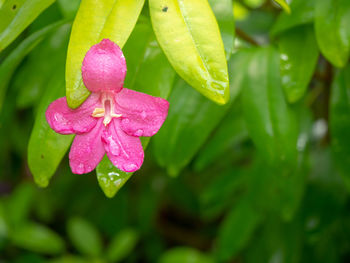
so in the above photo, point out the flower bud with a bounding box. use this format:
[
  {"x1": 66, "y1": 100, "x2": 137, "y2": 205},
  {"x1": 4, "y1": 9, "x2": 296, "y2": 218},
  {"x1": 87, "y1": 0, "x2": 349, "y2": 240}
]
[{"x1": 82, "y1": 39, "x2": 126, "y2": 93}]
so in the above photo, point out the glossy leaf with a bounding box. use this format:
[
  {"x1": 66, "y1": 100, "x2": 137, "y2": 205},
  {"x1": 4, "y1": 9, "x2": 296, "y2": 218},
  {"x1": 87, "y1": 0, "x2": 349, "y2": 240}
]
[
  {"x1": 149, "y1": 0, "x2": 229, "y2": 105},
  {"x1": 208, "y1": 0, "x2": 235, "y2": 58},
  {"x1": 10, "y1": 222, "x2": 65, "y2": 254},
  {"x1": 216, "y1": 197, "x2": 261, "y2": 261},
  {"x1": 0, "y1": 20, "x2": 65, "y2": 111},
  {"x1": 273, "y1": 0, "x2": 290, "y2": 13},
  {"x1": 0, "y1": 0, "x2": 55, "y2": 51},
  {"x1": 330, "y1": 65, "x2": 350, "y2": 190},
  {"x1": 278, "y1": 25, "x2": 319, "y2": 103},
  {"x1": 270, "y1": 0, "x2": 315, "y2": 36},
  {"x1": 67, "y1": 217, "x2": 102, "y2": 257},
  {"x1": 153, "y1": 50, "x2": 252, "y2": 176},
  {"x1": 28, "y1": 67, "x2": 73, "y2": 187},
  {"x1": 66, "y1": 0, "x2": 145, "y2": 108},
  {"x1": 241, "y1": 47, "x2": 298, "y2": 168},
  {"x1": 159, "y1": 247, "x2": 214, "y2": 263},
  {"x1": 96, "y1": 155, "x2": 132, "y2": 198},
  {"x1": 106, "y1": 228, "x2": 139, "y2": 262},
  {"x1": 315, "y1": 0, "x2": 350, "y2": 68}
]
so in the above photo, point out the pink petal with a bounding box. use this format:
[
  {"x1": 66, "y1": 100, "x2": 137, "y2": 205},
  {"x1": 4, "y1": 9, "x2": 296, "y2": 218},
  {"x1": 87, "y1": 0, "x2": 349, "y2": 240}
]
[
  {"x1": 69, "y1": 119, "x2": 106, "y2": 174},
  {"x1": 46, "y1": 93, "x2": 100, "y2": 135},
  {"x1": 115, "y1": 88, "x2": 169, "y2": 137},
  {"x1": 102, "y1": 119, "x2": 144, "y2": 172},
  {"x1": 82, "y1": 39, "x2": 126, "y2": 93}
]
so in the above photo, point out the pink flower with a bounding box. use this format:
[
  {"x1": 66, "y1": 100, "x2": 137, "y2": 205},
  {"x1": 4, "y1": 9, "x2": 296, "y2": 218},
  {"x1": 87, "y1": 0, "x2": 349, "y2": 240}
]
[{"x1": 46, "y1": 39, "x2": 169, "y2": 174}]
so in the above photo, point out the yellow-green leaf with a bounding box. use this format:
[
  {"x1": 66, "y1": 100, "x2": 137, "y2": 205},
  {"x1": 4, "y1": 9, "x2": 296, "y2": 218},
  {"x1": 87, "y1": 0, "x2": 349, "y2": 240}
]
[
  {"x1": 149, "y1": 0, "x2": 229, "y2": 105},
  {"x1": 273, "y1": 0, "x2": 291, "y2": 14},
  {"x1": 66, "y1": 0, "x2": 145, "y2": 108}
]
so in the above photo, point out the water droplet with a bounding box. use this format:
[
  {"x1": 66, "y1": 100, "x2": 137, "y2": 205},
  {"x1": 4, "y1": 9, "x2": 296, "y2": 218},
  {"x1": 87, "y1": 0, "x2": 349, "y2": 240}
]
[
  {"x1": 114, "y1": 179, "x2": 122, "y2": 187},
  {"x1": 77, "y1": 163, "x2": 85, "y2": 173},
  {"x1": 141, "y1": 111, "x2": 147, "y2": 119},
  {"x1": 134, "y1": 129, "x2": 143, "y2": 136},
  {"x1": 123, "y1": 163, "x2": 137, "y2": 172}
]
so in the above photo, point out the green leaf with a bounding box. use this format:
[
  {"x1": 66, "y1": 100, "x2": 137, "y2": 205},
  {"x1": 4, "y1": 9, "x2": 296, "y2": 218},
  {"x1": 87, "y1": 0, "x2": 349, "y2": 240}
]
[
  {"x1": 244, "y1": 216, "x2": 303, "y2": 263},
  {"x1": 153, "y1": 78, "x2": 229, "y2": 176},
  {"x1": 10, "y1": 222, "x2": 65, "y2": 255},
  {"x1": 278, "y1": 25, "x2": 319, "y2": 103},
  {"x1": 159, "y1": 247, "x2": 214, "y2": 263},
  {"x1": 0, "y1": 0, "x2": 56, "y2": 51},
  {"x1": 208, "y1": 0, "x2": 235, "y2": 58},
  {"x1": 194, "y1": 103, "x2": 248, "y2": 172},
  {"x1": 96, "y1": 156, "x2": 132, "y2": 198},
  {"x1": 270, "y1": 0, "x2": 315, "y2": 36},
  {"x1": 123, "y1": 20, "x2": 176, "y2": 98},
  {"x1": 250, "y1": 156, "x2": 307, "y2": 221},
  {"x1": 153, "y1": 50, "x2": 251, "y2": 176},
  {"x1": 57, "y1": 0, "x2": 81, "y2": 18},
  {"x1": 330, "y1": 65, "x2": 350, "y2": 191},
  {"x1": 149, "y1": 0, "x2": 229, "y2": 105},
  {"x1": 273, "y1": 0, "x2": 291, "y2": 14},
  {"x1": 6, "y1": 183, "x2": 35, "y2": 227},
  {"x1": 16, "y1": 24, "x2": 71, "y2": 108},
  {"x1": 66, "y1": 0, "x2": 145, "y2": 108},
  {"x1": 241, "y1": 47, "x2": 298, "y2": 168},
  {"x1": 67, "y1": 217, "x2": 102, "y2": 257},
  {"x1": 199, "y1": 168, "x2": 248, "y2": 219},
  {"x1": 28, "y1": 63, "x2": 73, "y2": 188},
  {"x1": 244, "y1": 0, "x2": 264, "y2": 8},
  {"x1": 315, "y1": 0, "x2": 350, "y2": 68},
  {"x1": 215, "y1": 197, "x2": 261, "y2": 262},
  {"x1": 0, "y1": 20, "x2": 65, "y2": 111},
  {"x1": 106, "y1": 228, "x2": 139, "y2": 262}
]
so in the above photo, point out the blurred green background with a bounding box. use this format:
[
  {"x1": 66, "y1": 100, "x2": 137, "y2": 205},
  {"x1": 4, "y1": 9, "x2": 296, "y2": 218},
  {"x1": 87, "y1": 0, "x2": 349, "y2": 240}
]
[{"x1": 1, "y1": 0, "x2": 350, "y2": 262}]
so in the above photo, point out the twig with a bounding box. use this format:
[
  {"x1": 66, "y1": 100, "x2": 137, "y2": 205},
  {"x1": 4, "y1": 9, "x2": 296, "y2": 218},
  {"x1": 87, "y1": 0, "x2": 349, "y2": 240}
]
[{"x1": 235, "y1": 28, "x2": 259, "y2": 46}]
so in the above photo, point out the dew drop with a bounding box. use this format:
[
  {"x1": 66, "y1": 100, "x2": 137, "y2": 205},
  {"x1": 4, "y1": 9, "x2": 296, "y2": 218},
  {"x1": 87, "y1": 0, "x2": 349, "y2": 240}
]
[
  {"x1": 123, "y1": 163, "x2": 137, "y2": 172},
  {"x1": 134, "y1": 129, "x2": 143, "y2": 136},
  {"x1": 141, "y1": 111, "x2": 147, "y2": 119}
]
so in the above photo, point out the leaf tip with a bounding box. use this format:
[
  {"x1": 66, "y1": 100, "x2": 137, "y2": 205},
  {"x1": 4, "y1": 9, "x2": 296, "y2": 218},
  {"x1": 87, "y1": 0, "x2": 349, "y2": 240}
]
[{"x1": 33, "y1": 177, "x2": 49, "y2": 188}]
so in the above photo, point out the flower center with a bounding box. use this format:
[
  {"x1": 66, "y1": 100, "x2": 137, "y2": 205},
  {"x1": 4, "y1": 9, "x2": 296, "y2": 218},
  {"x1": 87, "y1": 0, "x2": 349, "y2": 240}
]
[{"x1": 92, "y1": 93, "x2": 122, "y2": 126}]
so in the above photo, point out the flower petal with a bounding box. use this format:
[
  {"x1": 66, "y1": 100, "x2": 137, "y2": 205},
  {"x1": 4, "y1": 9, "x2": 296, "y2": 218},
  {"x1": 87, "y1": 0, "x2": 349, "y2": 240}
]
[
  {"x1": 46, "y1": 93, "x2": 101, "y2": 135},
  {"x1": 102, "y1": 119, "x2": 144, "y2": 172},
  {"x1": 69, "y1": 119, "x2": 105, "y2": 174},
  {"x1": 115, "y1": 88, "x2": 169, "y2": 137},
  {"x1": 82, "y1": 39, "x2": 126, "y2": 93}
]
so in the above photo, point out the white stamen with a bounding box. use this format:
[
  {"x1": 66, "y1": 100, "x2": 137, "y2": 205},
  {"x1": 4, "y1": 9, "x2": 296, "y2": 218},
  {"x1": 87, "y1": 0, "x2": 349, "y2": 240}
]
[{"x1": 91, "y1": 93, "x2": 122, "y2": 125}]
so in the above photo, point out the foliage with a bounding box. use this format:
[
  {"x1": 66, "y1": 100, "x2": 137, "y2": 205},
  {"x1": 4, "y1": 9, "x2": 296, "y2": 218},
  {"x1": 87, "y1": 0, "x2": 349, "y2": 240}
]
[{"x1": 1, "y1": 0, "x2": 350, "y2": 262}]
